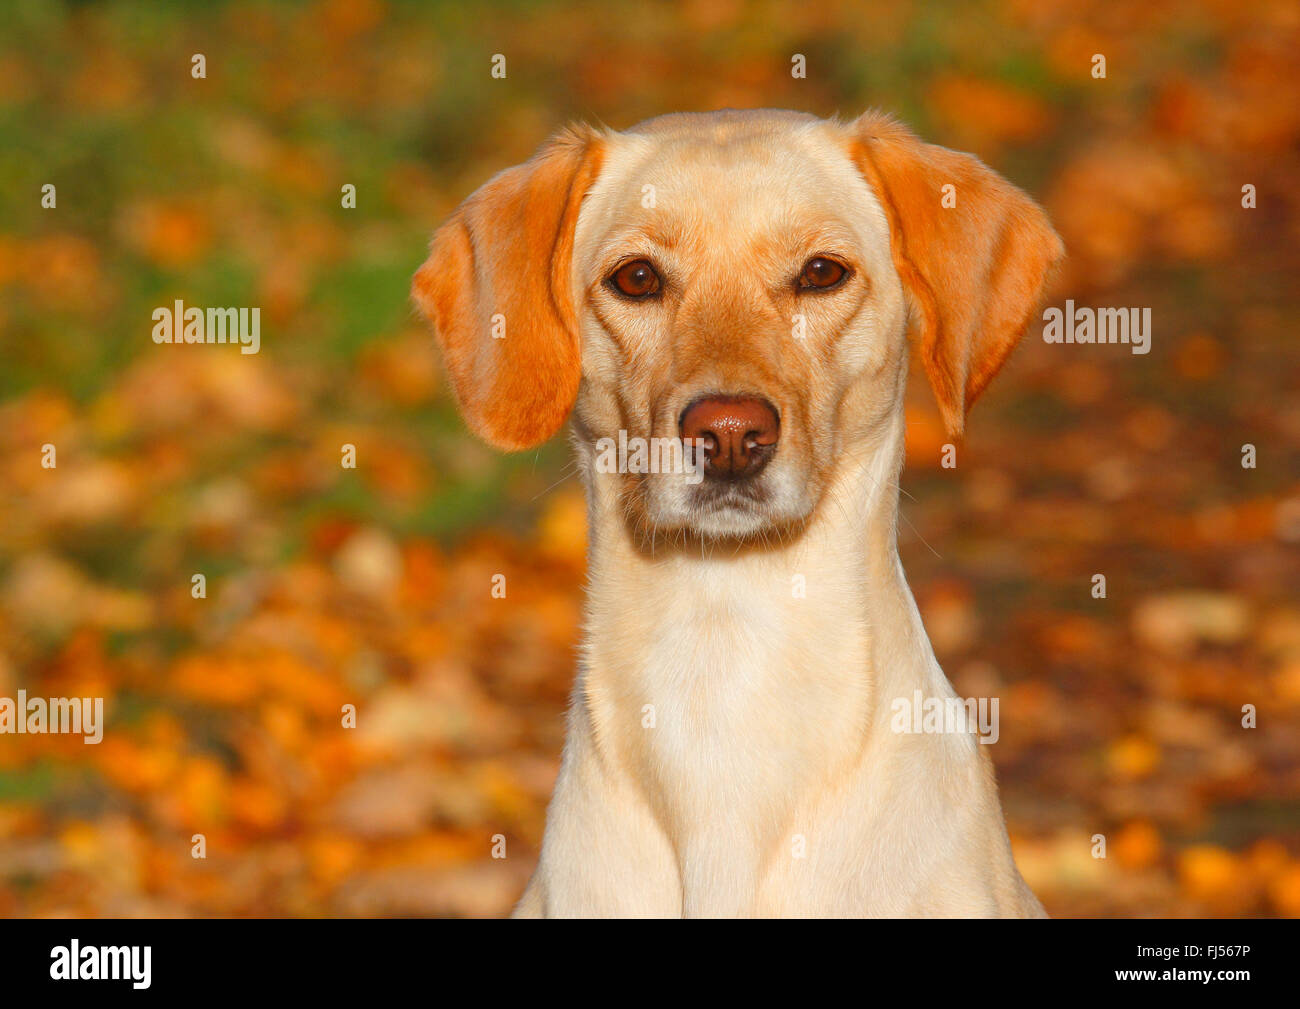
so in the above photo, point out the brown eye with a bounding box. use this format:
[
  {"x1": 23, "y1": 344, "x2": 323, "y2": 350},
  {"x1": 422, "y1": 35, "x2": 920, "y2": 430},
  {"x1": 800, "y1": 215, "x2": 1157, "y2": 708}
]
[
  {"x1": 609, "y1": 259, "x2": 661, "y2": 299},
  {"x1": 798, "y1": 257, "x2": 848, "y2": 290}
]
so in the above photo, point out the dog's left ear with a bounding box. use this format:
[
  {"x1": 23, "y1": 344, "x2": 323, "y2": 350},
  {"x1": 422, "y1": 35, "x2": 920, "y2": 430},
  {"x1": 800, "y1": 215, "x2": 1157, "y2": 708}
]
[
  {"x1": 412, "y1": 125, "x2": 606, "y2": 451},
  {"x1": 848, "y1": 112, "x2": 1064, "y2": 437}
]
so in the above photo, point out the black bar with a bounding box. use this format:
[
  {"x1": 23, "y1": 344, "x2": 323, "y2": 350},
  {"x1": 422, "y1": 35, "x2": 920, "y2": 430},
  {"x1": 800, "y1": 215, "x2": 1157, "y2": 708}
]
[{"x1": 0, "y1": 918, "x2": 1290, "y2": 996}]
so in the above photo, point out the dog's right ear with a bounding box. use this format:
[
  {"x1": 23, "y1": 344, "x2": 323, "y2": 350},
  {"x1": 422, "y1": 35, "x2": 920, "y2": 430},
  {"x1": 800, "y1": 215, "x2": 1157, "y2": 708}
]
[
  {"x1": 412, "y1": 126, "x2": 605, "y2": 451},
  {"x1": 848, "y1": 112, "x2": 1063, "y2": 439}
]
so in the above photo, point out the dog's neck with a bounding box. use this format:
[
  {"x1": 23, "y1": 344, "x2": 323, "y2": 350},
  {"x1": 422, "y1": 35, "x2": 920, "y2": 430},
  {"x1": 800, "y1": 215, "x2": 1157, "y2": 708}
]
[
  {"x1": 570, "y1": 408, "x2": 972, "y2": 913},
  {"x1": 574, "y1": 406, "x2": 953, "y2": 752}
]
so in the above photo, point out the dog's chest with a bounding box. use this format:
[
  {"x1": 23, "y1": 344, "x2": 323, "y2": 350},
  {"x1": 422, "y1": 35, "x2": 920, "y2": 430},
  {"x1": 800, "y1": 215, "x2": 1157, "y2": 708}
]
[{"x1": 590, "y1": 556, "x2": 873, "y2": 849}]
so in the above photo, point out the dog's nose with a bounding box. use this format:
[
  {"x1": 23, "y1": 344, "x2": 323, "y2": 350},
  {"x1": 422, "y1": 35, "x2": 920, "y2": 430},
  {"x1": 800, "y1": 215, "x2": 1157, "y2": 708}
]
[{"x1": 679, "y1": 395, "x2": 780, "y2": 480}]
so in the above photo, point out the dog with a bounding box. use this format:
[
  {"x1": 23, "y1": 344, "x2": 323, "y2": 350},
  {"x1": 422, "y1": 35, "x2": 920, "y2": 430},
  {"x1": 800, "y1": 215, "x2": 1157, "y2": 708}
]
[{"x1": 413, "y1": 109, "x2": 1064, "y2": 917}]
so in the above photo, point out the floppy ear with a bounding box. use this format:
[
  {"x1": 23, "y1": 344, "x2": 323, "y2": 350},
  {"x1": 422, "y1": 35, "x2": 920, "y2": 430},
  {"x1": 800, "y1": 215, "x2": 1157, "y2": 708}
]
[
  {"x1": 412, "y1": 126, "x2": 605, "y2": 450},
  {"x1": 849, "y1": 112, "x2": 1064, "y2": 437}
]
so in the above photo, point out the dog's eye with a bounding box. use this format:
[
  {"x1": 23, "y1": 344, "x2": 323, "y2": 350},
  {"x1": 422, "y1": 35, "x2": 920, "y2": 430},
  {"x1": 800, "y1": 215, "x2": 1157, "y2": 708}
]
[
  {"x1": 609, "y1": 260, "x2": 661, "y2": 299},
  {"x1": 798, "y1": 257, "x2": 848, "y2": 290}
]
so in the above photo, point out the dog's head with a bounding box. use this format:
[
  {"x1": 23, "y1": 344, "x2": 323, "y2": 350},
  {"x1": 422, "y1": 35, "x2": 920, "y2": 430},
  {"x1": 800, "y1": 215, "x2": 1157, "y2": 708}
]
[{"x1": 414, "y1": 109, "x2": 1062, "y2": 543}]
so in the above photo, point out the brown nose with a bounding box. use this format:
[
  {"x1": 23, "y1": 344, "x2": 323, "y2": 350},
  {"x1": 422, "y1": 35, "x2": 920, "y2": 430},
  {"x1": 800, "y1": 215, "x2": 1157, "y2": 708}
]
[{"x1": 679, "y1": 395, "x2": 780, "y2": 480}]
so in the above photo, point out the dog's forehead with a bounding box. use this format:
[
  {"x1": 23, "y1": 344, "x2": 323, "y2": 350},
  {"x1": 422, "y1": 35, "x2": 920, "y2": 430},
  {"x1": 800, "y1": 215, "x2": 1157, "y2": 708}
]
[
  {"x1": 621, "y1": 107, "x2": 823, "y2": 154},
  {"x1": 576, "y1": 111, "x2": 890, "y2": 258}
]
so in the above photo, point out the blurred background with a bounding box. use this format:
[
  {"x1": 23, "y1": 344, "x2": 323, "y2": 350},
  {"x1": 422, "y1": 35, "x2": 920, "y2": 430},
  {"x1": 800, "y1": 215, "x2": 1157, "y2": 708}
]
[{"x1": 0, "y1": 0, "x2": 1298, "y2": 917}]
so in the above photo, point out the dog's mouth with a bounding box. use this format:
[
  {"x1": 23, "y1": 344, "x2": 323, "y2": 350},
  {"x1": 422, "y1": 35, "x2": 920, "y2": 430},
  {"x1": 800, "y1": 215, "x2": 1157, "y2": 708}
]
[
  {"x1": 687, "y1": 475, "x2": 788, "y2": 530},
  {"x1": 688, "y1": 475, "x2": 772, "y2": 509},
  {"x1": 630, "y1": 462, "x2": 817, "y2": 545}
]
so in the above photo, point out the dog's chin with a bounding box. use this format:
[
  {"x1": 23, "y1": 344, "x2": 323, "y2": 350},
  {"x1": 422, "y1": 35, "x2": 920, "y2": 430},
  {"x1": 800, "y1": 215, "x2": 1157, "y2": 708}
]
[{"x1": 683, "y1": 502, "x2": 774, "y2": 540}]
